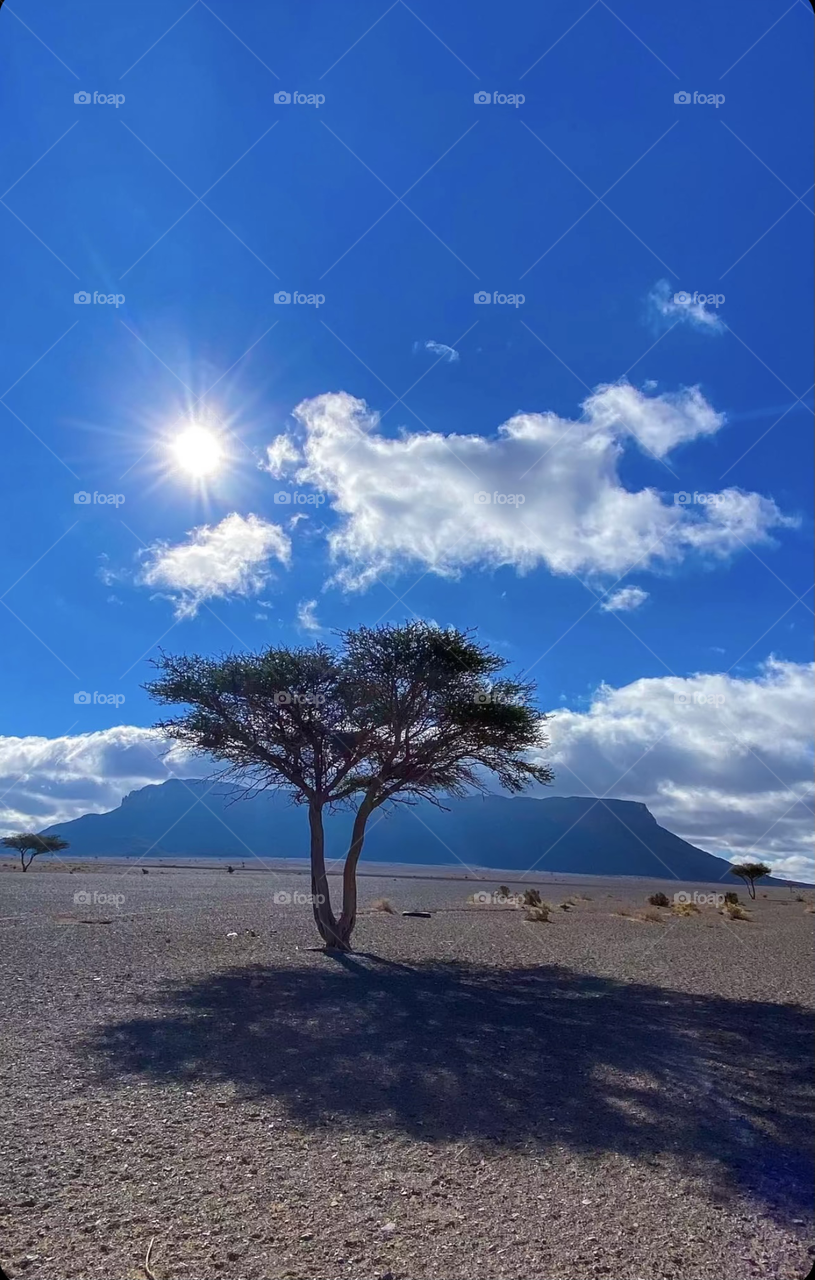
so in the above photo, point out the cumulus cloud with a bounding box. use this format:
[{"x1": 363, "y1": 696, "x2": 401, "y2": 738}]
[
  {"x1": 275, "y1": 390, "x2": 788, "y2": 590},
  {"x1": 140, "y1": 513, "x2": 291, "y2": 618},
  {"x1": 648, "y1": 279, "x2": 725, "y2": 333},
  {"x1": 541, "y1": 659, "x2": 814, "y2": 882},
  {"x1": 0, "y1": 727, "x2": 210, "y2": 833},
  {"x1": 416, "y1": 340, "x2": 460, "y2": 363},
  {"x1": 600, "y1": 586, "x2": 649, "y2": 612}
]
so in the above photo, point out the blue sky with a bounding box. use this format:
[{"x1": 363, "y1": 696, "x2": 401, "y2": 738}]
[{"x1": 1, "y1": 0, "x2": 813, "y2": 877}]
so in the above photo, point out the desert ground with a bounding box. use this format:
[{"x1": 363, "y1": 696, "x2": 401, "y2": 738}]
[{"x1": 1, "y1": 863, "x2": 814, "y2": 1280}]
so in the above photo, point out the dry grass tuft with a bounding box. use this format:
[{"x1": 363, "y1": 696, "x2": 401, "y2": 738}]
[
  {"x1": 639, "y1": 908, "x2": 666, "y2": 923},
  {"x1": 524, "y1": 903, "x2": 552, "y2": 923},
  {"x1": 371, "y1": 897, "x2": 396, "y2": 914},
  {"x1": 672, "y1": 902, "x2": 701, "y2": 917},
  {"x1": 721, "y1": 902, "x2": 751, "y2": 921}
]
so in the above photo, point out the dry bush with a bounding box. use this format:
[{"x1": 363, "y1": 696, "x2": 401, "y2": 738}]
[
  {"x1": 672, "y1": 901, "x2": 701, "y2": 917},
  {"x1": 648, "y1": 892, "x2": 670, "y2": 907},
  {"x1": 721, "y1": 902, "x2": 751, "y2": 921},
  {"x1": 522, "y1": 888, "x2": 543, "y2": 907},
  {"x1": 724, "y1": 891, "x2": 739, "y2": 905},
  {"x1": 804, "y1": 904, "x2": 815, "y2": 915},
  {"x1": 524, "y1": 902, "x2": 552, "y2": 923},
  {"x1": 371, "y1": 897, "x2": 395, "y2": 914}
]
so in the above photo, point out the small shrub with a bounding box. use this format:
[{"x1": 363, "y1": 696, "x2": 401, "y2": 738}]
[
  {"x1": 672, "y1": 901, "x2": 701, "y2": 917},
  {"x1": 724, "y1": 891, "x2": 739, "y2": 905},
  {"x1": 722, "y1": 902, "x2": 751, "y2": 921},
  {"x1": 523, "y1": 888, "x2": 543, "y2": 907},
  {"x1": 371, "y1": 897, "x2": 395, "y2": 914},
  {"x1": 524, "y1": 903, "x2": 551, "y2": 923},
  {"x1": 497, "y1": 885, "x2": 511, "y2": 899},
  {"x1": 795, "y1": 894, "x2": 805, "y2": 902},
  {"x1": 648, "y1": 892, "x2": 670, "y2": 908}
]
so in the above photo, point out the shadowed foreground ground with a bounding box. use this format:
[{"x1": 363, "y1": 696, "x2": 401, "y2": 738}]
[{"x1": 90, "y1": 954, "x2": 814, "y2": 1219}]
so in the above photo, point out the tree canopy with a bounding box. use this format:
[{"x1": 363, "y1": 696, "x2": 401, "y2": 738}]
[{"x1": 147, "y1": 623, "x2": 553, "y2": 948}]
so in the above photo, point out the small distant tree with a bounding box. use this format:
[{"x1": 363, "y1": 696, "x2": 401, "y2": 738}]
[
  {"x1": 730, "y1": 861, "x2": 771, "y2": 900},
  {"x1": 147, "y1": 623, "x2": 553, "y2": 951},
  {"x1": 2, "y1": 833, "x2": 69, "y2": 872}
]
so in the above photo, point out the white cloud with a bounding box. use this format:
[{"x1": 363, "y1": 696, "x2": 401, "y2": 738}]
[
  {"x1": 419, "y1": 340, "x2": 460, "y2": 363},
  {"x1": 600, "y1": 586, "x2": 649, "y2": 612},
  {"x1": 541, "y1": 659, "x2": 815, "y2": 882},
  {"x1": 140, "y1": 513, "x2": 291, "y2": 618},
  {"x1": 264, "y1": 433, "x2": 302, "y2": 478},
  {"x1": 0, "y1": 727, "x2": 210, "y2": 833},
  {"x1": 648, "y1": 279, "x2": 724, "y2": 333},
  {"x1": 296, "y1": 598, "x2": 323, "y2": 633},
  {"x1": 280, "y1": 390, "x2": 789, "y2": 590}
]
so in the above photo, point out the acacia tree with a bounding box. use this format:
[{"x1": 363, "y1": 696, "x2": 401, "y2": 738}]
[
  {"x1": 2, "y1": 833, "x2": 69, "y2": 872},
  {"x1": 146, "y1": 624, "x2": 553, "y2": 951},
  {"x1": 332, "y1": 624, "x2": 553, "y2": 946},
  {"x1": 730, "y1": 861, "x2": 771, "y2": 900}
]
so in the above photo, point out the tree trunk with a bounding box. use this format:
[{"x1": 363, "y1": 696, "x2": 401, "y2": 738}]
[
  {"x1": 336, "y1": 794, "x2": 376, "y2": 948},
  {"x1": 307, "y1": 802, "x2": 347, "y2": 949},
  {"x1": 747, "y1": 880, "x2": 756, "y2": 900}
]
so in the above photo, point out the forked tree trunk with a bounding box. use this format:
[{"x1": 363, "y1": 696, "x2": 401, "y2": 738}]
[
  {"x1": 307, "y1": 802, "x2": 347, "y2": 950},
  {"x1": 336, "y1": 794, "x2": 376, "y2": 948}
]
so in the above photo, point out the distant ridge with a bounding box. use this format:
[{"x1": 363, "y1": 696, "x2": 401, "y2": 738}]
[{"x1": 38, "y1": 778, "x2": 787, "y2": 884}]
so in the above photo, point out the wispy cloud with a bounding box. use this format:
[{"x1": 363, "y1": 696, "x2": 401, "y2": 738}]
[
  {"x1": 296, "y1": 598, "x2": 323, "y2": 633},
  {"x1": 415, "y1": 339, "x2": 460, "y2": 363},
  {"x1": 648, "y1": 279, "x2": 724, "y2": 332},
  {"x1": 600, "y1": 586, "x2": 649, "y2": 612}
]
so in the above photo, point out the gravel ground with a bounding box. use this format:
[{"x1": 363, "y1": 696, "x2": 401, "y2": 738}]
[{"x1": 1, "y1": 866, "x2": 814, "y2": 1280}]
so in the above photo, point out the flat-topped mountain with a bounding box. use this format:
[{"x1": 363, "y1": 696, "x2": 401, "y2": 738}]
[{"x1": 40, "y1": 779, "x2": 762, "y2": 883}]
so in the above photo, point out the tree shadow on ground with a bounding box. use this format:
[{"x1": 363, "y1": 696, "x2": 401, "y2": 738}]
[{"x1": 89, "y1": 955, "x2": 814, "y2": 1221}]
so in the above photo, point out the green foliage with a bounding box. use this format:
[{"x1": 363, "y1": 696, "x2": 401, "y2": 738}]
[{"x1": 730, "y1": 862, "x2": 771, "y2": 899}]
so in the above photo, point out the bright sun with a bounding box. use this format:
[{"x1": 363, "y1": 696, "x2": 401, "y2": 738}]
[{"x1": 171, "y1": 425, "x2": 223, "y2": 477}]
